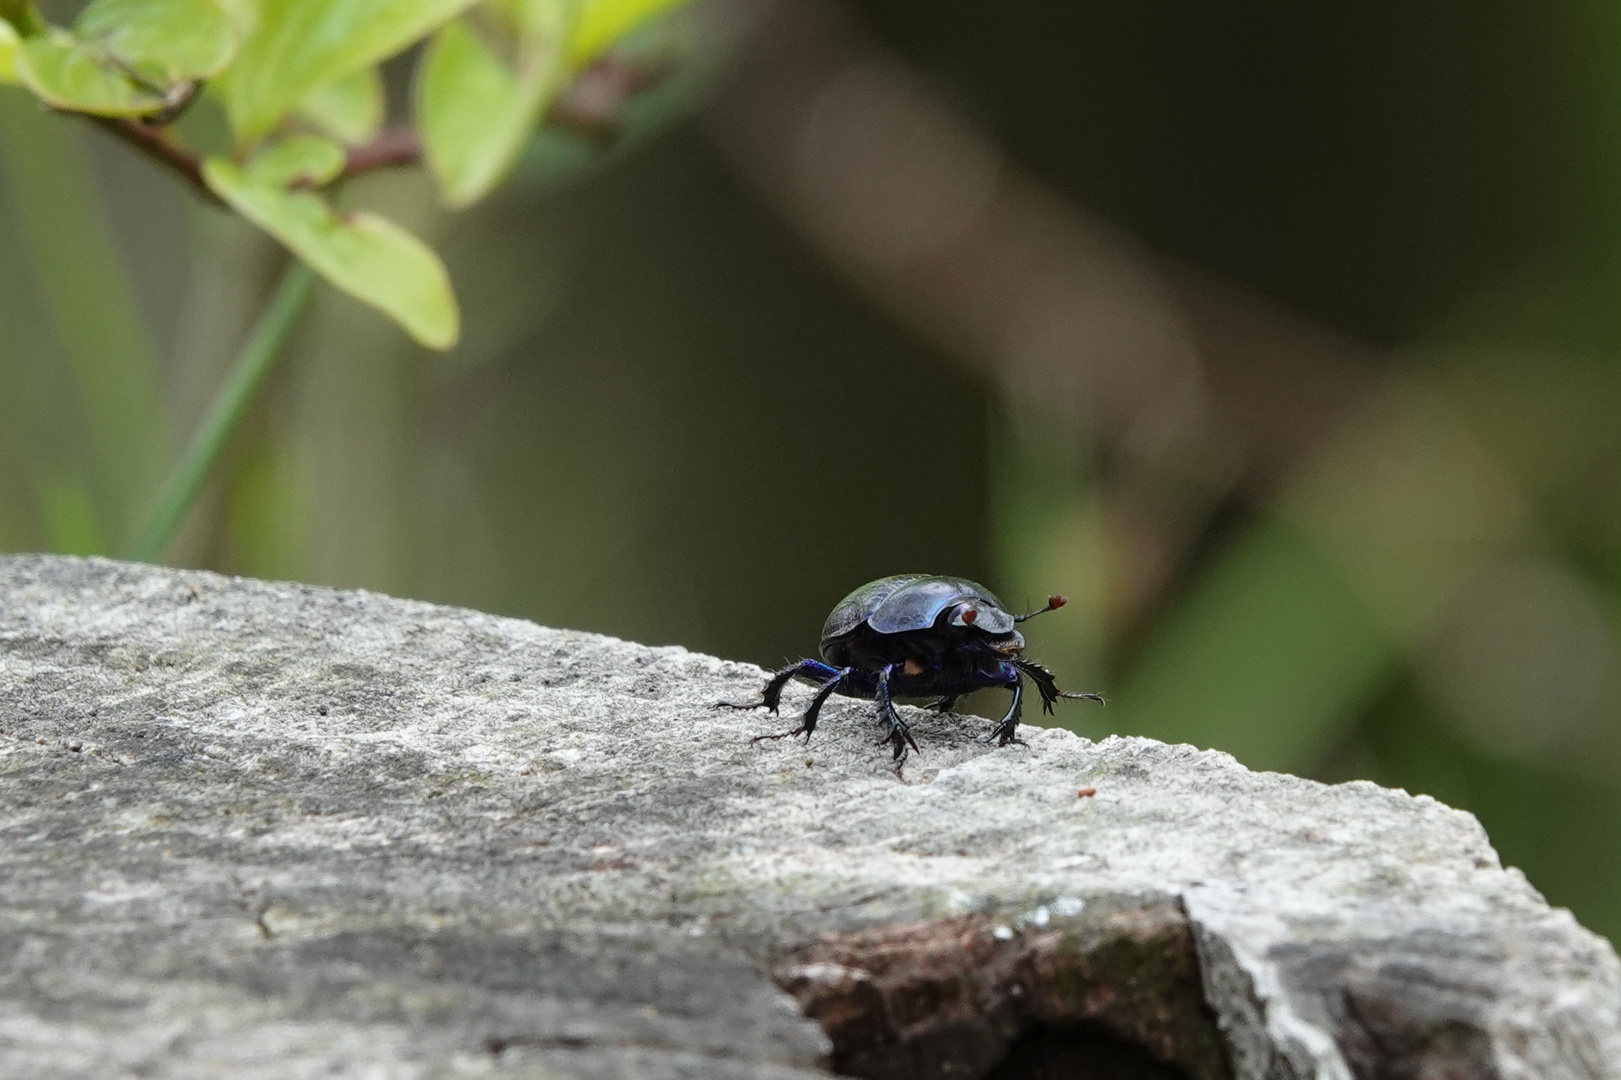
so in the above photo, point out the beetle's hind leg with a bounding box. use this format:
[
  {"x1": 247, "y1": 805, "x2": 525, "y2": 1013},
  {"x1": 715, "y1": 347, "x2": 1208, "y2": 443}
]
[
  {"x1": 923, "y1": 695, "x2": 959, "y2": 713},
  {"x1": 874, "y1": 665, "x2": 920, "y2": 767},
  {"x1": 1013, "y1": 658, "x2": 1105, "y2": 715},
  {"x1": 750, "y1": 666, "x2": 851, "y2": 745},
  {"x1": 716, "y1": 658, "x2": 838, "y2": 714}
]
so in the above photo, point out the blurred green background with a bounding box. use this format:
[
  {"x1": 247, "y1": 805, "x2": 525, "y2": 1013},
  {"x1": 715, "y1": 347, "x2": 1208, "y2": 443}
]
[{"x1": 4, "y1": 0, "x2": 1621, "y2": 942}]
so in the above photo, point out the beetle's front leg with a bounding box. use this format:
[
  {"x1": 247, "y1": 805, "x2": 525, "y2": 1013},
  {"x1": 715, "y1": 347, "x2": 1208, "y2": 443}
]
[
  {"x1": 1013, "y1": 658, "x2": 1105, "y2": 714},
  {"x1": 874, "y1": 664, "x2": 919, "y2": 766},
  {"x1": 715, "y1": 658, "x2": 838, "y2": 714},
  {"x1": 989, "y1": 672, "x2": 1025, "y2": 747}
]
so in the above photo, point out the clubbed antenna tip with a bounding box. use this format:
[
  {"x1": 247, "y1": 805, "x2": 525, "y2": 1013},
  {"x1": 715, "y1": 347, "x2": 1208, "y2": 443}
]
[{"x1": 1015, "y1": 594, "x2": 1069, "y2": 622}]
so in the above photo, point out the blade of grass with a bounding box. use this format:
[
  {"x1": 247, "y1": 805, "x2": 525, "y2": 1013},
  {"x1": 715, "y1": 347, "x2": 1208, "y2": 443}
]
[{"x1": 126, "y1": 259, "x2": 315, "y2": 563}]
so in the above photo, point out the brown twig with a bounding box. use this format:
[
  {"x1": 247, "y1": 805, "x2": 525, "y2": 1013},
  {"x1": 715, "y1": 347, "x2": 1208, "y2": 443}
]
[
  {"x1": 78, "y1": 52, "x2": 666, "y2": 205},
  {"x1": 333, "y1": 60, "x2": 668, "y2": 180},
  {"x1": 337, "y1": 125, "x2": 421, "y2": 181},
  {"x1": 89, "y1": 116, "x2": 222, "y2": 204}
]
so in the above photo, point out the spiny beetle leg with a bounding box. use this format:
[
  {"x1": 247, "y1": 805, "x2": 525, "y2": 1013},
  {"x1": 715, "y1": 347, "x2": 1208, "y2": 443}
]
[
  {"x1": 796, "y1": 667, "x2": 851, "y2": 742},
  {"x1": 1012, "y1": 660, "x2": 1061, "y2": 715},
  {"x1": 988, "y1": 673, "x2": 1024, "y2": 746},
  {"x1": 745, "y1": 664, "x2": 850, "y2": 745},
  {"x1": 1013, "y1": 658, "x2": 1105, "y2": 715},
  {"x1": 874, "y1": 665, "x2": 918, "y2": 765},
  {"x1": 753, "y1": 667, "x2": 851, "y2": 745},
  {"x1": 716, "y1": 658, "x2": 839, "y2": 714}
]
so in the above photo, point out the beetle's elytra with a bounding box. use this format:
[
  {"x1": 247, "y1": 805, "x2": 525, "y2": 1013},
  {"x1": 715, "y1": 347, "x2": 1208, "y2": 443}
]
[{"x1": 717, "y1": 574, "x2": 1103, "y2": 768}]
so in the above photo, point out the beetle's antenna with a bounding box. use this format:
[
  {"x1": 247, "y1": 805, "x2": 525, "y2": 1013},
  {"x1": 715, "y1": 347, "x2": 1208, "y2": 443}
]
[{"x1": 1014, "y1": 595, "x2": 1068, "y2": 622}]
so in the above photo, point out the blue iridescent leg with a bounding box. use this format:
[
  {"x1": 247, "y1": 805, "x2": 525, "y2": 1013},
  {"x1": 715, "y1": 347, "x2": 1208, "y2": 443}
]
[
  {"x1": 716, "y1": 658, "x2": 841, "y2": 714},
  {"x1": 875, "y1": 664, "x2": 919, "y2": 765},
  {"x1": 750, "y1": 666, "x2": 851, "y2": 745}
]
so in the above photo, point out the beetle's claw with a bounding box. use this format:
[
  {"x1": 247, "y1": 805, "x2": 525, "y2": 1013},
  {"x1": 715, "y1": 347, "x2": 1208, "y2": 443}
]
[
  {"x1": 986, "y1": 721, "x2": 1025, "y2": 747},
  {"x1": 895, "y1": 729, "x2": 919, "y2": 761},
  {"x1": 876, "y1": 727, "x2": 916, "y2": 763},
  {"x1": 1062, "y1": 691, "x2": 1106, "y2": 706}
]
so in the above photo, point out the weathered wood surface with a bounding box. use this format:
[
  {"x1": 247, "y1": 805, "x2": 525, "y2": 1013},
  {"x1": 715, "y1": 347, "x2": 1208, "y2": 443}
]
[{"x1": 0, "y1": 554, "x2": 1616, "y2": 1080}]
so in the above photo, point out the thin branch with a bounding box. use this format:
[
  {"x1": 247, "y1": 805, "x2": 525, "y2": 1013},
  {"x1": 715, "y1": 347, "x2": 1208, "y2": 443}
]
[
  {"x1": 77, "y1": 50, "x2": 666, "y2": 203},
  {"x1": 338, "y1": 125, "x2": 421, "y2": 181},
  {"x1": 332, "y1": 63, "x2": 667, "y2": 182},
  {"x1": 89, "y1": 116, "x2": 222, "y2": 205}
]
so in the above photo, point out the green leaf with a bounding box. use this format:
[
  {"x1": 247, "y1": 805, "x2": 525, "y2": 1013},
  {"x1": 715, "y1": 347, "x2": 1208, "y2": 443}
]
[
  {"x1": 13, "y1": 0, "x2": 235, "y2": 114},
  {"x1": 417, "y1": 0, "x2": 566, "y2": 207},
  {"x1": 210, "y1": 0, "x2": 255, "y2": 35},
  {"x1": 75, "y1": 0, "x2": 236, "y2": 84},
  {"x1": 227, "y1": 0, "x2": 481, "y2": 144},
  {"x1": 0, "y1": 0, "x2": 46, "y2": 37},
  {"x1": 0, "y1": 19, "x2": 18, "y2": 83},
  {"x1": 297, "y1": 65, "x2": 383, "y2": 145},
  {"x1": 566, "y1": 0, "x2": 686, "y2": 67},
  {"x1": 203, "y1": 154, "x2": 460, "y2": 349},
  {"x1": 17, "y1": 30, "x2": 168, "y2": 115},
  {"x1": 242, "y1": 131, "x2": 345, "y2": 187}
]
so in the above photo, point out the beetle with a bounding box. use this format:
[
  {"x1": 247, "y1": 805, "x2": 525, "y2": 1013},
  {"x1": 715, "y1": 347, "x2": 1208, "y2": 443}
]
[{"x1": 717, "y1": 574, "x2": 1103, "y2": 766}]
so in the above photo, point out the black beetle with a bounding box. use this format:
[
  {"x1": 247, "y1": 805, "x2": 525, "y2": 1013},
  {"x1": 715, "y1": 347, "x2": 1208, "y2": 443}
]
[{"x1": 717, "y1": 574, "x2": 1103, "y2": 766}]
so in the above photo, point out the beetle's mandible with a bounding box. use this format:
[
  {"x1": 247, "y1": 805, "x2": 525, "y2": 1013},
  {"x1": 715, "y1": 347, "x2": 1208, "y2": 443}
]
[{"x1": 716, "y1": 574, "x2": 1103, "y2": 767}]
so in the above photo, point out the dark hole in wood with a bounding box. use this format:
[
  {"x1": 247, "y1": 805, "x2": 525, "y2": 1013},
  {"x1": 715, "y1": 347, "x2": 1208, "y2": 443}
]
[{"x1": 983, "y1": 1023, "x2": 1195, "y2": 1080}]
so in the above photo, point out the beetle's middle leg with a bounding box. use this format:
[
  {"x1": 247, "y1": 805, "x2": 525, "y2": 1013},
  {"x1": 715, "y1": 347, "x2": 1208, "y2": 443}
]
[{"x1": 874, "y1": 664, "x2": 920, "y2": 766}]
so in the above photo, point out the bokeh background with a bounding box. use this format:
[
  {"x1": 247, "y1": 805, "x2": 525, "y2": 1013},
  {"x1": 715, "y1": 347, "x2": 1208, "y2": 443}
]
[{"x1": 4, "y1": 0, "x2": 1621, "y2": 940}]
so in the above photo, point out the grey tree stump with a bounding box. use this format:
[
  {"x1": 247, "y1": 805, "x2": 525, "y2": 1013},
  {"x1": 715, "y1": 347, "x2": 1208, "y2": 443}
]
[{"x1": 1, "y1": 554, "x2": 1617, "y2": 1080}]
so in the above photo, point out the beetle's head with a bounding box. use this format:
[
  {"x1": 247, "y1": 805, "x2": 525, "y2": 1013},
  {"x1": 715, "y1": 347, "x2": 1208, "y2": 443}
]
[{"x1": 950, "y1": 602, "x2": 1025, "y2": 653}]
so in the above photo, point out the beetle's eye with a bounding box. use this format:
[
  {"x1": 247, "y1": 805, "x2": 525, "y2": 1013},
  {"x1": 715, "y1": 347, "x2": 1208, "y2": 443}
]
[{"x1": 961, "y1": 608, "x2": 978, "y2": 625}]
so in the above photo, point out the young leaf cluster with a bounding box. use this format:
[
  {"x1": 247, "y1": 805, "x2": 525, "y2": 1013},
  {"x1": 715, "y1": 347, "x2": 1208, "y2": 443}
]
[{"x1": 0, "y1": 0, "x2": 691, "y2": 348}]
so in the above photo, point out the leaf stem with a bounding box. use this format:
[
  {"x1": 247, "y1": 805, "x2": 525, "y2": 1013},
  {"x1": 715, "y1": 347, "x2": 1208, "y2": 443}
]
[{"x1": 125, "y1": 259, "x2": 315, "y2": 563}]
